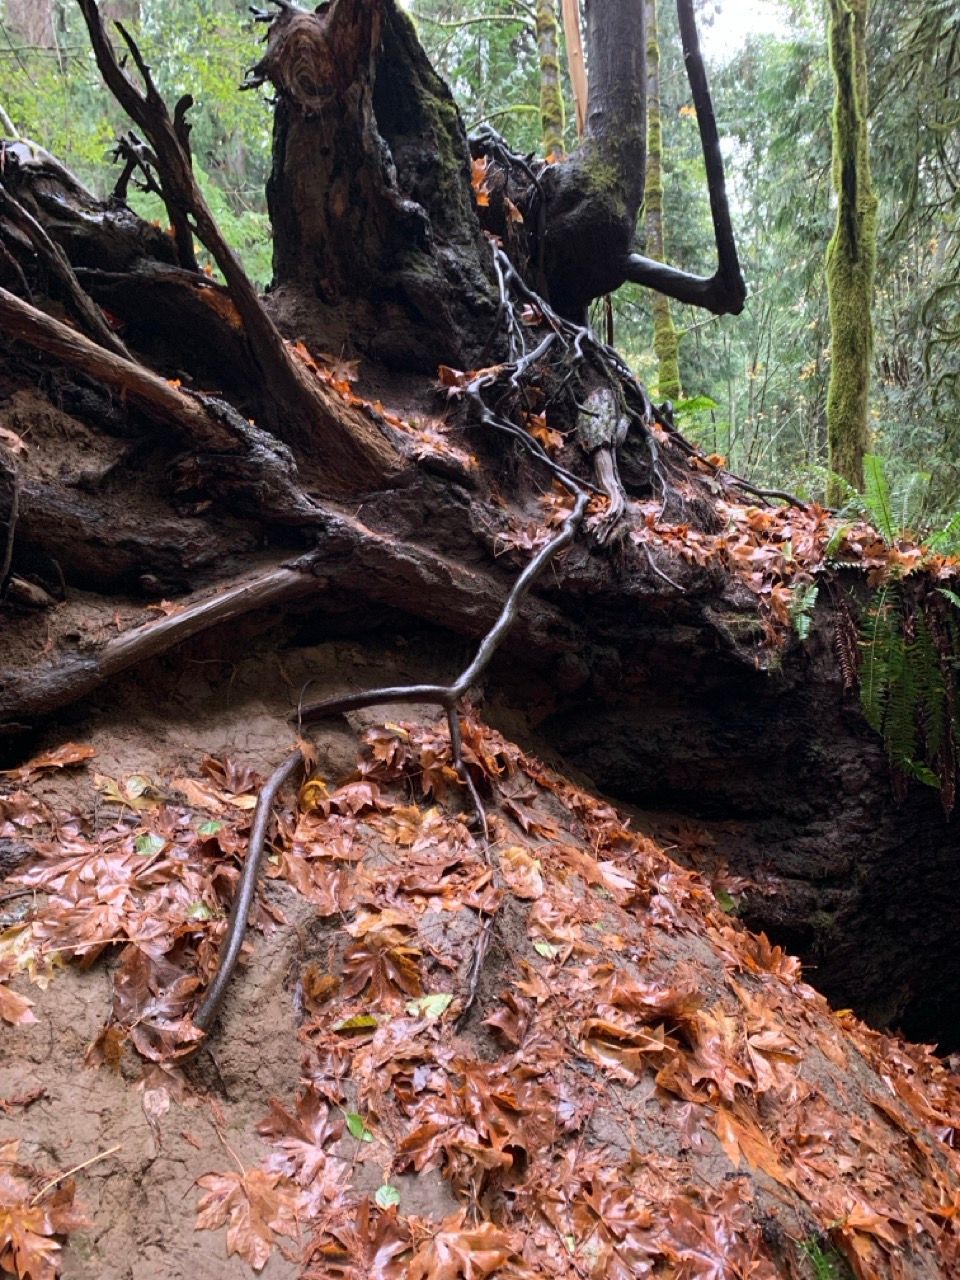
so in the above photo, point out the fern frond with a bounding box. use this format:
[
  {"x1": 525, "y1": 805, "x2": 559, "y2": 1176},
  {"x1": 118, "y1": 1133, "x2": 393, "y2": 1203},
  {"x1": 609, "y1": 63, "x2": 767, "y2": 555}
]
[
  {"x1": 790, "y1": 583, "x2": 819, "y2": 640},
  {"x1": 863, "y1": 453, "x2": 896, "y2": 544},
  {"x1": 859, "y1": 587, "x2": 896, "y2": 734},
  {"x1": 928, "y1": 511, "x2": 960, "y2": 556}
]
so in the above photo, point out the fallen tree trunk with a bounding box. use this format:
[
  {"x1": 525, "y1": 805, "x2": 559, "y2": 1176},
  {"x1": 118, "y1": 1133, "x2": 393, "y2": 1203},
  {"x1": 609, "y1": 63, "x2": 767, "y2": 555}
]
[{"x1": 1, "y1": 5, "x2": 959, "y2": 1278}]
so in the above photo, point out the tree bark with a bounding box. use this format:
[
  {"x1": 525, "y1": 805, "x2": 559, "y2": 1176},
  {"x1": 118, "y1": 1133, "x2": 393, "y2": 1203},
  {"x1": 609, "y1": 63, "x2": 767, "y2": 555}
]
[
  {"x1": 257, "y1": 0, "x2": 498, "y2": 370},
  {"x1": 535, "y1": 0, "x2": 566, "y2": 159},
  {"x1": 644, "y1": 0, "x2": 683, "y2": 402},
  {"x1": 826, "y1": 0, "x2": 877, "y2": 501}
]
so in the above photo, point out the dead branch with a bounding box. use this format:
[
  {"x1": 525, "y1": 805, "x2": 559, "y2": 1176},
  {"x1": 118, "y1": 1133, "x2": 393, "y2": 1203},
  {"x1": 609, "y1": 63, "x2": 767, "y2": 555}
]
[
  {"x1": 0, "y1": 559, "x2": 326, "y2": 729},
  {"x1": 75, "y1": 0, "x2": 403, "y2": 492},
  {"x1": 0, "y1": 286, "x2": 326, "y2": 524},
  {"x1": 0, "y1": 178, "x2": 131, "y2": 357}
]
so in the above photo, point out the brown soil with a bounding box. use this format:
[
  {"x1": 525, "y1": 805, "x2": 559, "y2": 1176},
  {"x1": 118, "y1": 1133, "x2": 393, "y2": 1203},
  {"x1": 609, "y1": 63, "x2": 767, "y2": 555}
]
[
  {"x1": 3, "y1": 622, "x2": 960, "y2": 1279},
  {"x1": 1, "y1": 630, "x2": 461, "y2": 1279}
]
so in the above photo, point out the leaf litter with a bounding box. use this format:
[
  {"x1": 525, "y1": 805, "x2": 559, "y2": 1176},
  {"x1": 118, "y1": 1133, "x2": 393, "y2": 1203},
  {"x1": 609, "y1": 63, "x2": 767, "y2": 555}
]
[{"x1": 1, "y1": 719, "x2": 958, "y2": 1278}]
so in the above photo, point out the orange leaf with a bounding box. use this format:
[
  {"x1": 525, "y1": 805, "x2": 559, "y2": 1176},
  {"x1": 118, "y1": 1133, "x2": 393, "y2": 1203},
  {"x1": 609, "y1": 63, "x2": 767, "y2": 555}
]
[
  {"x1": 1, "y1": 743, "x2": 95, "y2": 783},
  {"x1": 195, "y1": 1168, "x2": 299, "y2": 1272}
]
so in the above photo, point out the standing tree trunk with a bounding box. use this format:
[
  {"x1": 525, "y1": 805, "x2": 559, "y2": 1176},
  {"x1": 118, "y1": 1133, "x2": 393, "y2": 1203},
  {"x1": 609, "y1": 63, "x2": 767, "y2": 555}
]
[
  {"x1": 644, "y1": 0, "x2": 682, "y2": 401},
  {"x1": 536, "y1": 0, "x2": 566, "y2": 159},
  {"x1": 5, "y1": 0, "x2": 56, "y2": 45},
  {"x1": 826, "y1": 0, "x2": 877, "y2": 502},
  {"x1": 560, "y1": 0, "x2": 587, "y2": 138}
]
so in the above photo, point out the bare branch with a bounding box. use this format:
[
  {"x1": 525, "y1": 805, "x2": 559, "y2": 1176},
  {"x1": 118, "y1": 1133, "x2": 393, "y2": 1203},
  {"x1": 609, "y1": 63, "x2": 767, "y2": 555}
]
[{"x1": 624, "y1": 0, "x2": 745, "y2": 315}]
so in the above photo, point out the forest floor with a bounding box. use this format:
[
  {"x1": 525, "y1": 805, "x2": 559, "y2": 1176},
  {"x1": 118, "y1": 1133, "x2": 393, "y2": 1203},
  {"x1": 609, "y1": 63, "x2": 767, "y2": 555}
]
[{"x1": 3, "y1": 611, "x2": 960, "y2": 1279}]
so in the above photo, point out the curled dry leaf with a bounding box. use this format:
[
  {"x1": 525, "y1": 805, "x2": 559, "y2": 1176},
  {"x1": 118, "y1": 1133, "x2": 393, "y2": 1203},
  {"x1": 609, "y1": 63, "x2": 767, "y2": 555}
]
[
  {"x1": 1, "y1": 744, "x2": 95, "y2": 784},
  {"x1": 0, "y1": 983, "x2": 38, "y2": 1028},
  {"x1": 498, "y1": 846, "x2": 544, "y2": 900}
]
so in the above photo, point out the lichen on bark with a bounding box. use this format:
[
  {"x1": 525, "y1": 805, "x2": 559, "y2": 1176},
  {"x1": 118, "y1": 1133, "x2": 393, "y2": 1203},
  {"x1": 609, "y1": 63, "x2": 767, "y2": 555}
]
[
  {"x1": 536, "y1": 0, "x2": 566, "y2": 159},
  {"x1": 825, "y1": 0, "x2": 877, "y2": 502}
]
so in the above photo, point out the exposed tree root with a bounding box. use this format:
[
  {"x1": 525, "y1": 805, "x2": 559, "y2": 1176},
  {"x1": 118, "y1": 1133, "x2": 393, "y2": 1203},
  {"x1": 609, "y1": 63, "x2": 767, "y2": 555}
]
[
  {"x1": 75, "y1": 0, "x2": 403, "y2": 491},
  {"x1": 0, "y1": 287, "x2": 325, "y2": 527},
  {"x1": 0, "y1": 445, "x2": 17, "y2": 595},
  {"x1": 191, "y1": 746, "x2": 304, "y2": 1034},
  {"x1": 0, "y1": 181, "x2": 131, "y2": 360},
  {"x1": 0, "y1": 559, "x2": 328, "y2": 729}
]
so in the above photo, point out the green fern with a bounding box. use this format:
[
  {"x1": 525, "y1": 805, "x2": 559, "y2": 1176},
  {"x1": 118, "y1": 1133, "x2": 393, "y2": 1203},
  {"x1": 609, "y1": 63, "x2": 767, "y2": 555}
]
[
  {"x1": 790, "y1": 583, "x2": 819, "y2": 640},
  {"x1": 929, "y1": 511, "x2": 960, "y2": 555},
  {"x1": 857, "y1": 587, "x2": 960, "y2": 800},
  {"x1": 862, "y1": 453, "x2": 897, "y2": 544},
  {"x1": 843, "y1": 454, "x2": 960, "y2": 800}
]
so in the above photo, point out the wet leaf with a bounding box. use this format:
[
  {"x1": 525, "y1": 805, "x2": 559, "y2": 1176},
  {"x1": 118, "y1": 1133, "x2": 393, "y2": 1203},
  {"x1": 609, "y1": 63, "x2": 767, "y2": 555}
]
[
  {"x1": 0, "y1": 984, "x2": 37, "y2": 1027},
  {"x1": 407, "y1": 1215, "x2": 516, "y2": 1280},
  {"x1": 375, "y1": 1183, "x2": 401, "y2": 1210},
  {"x1": 499, "y1": 846, "x2": 544, "y2": 899},
  {"x1": 95, "y1": 773, "x2": 159, "y2": 813},
  {"x1": 195, "y1": 1167, "x2": 299, "y2": 1272},
  {"x1": 258, "y1": 1088, "x2": 343, "y2": 1188},
  {"x1": 0, "y1": 1141, "x2": 89, "y2": 1280},
  {"x1": 134, "y1": 834, "x2": 166, "y2": 857},
  {"x1": 344, "y1": 1112, "x2": 374, "y2": 1143},
  {"x1": 340, "y1": 937, "x2": 422, "y2": 1006},
  {"x1": 405, "y1": 993, "x2": 454, "y2": 1020},
  {"x1": 1, "y1": 744, "x2": 95, "y2": 783},
  {"x1": 533, "y1": 940, "x2": 559, "y2": 959},
  {"x1": 333, "y1": 1014, "x2": 378, "y2": 1032}
]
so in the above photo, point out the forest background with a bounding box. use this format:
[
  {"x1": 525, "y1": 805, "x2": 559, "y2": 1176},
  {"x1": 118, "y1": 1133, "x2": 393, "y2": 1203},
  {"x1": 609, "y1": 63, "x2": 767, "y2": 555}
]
[{"x1": 2, "y1": 0, "x2": 957, "y2": 524}]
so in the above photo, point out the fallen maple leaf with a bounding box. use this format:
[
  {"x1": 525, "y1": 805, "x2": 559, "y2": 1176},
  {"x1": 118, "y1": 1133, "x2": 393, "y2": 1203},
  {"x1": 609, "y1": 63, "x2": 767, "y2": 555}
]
[
  {"x1": 498, "y1": 846, "x2": 544, "y2": 899},
  {"x1": 0, "y1": 1141, "x2": 89, "y2": 1280},
  {"x1": 195, "y1": 1167, "x2": 300, "y2": 1272},
  {"x1": 340, "y1": 937, "x2": 423, "y2": 1006},
  {"x1": 470, "y1": 155, "x2": 492, "y2": 207},
  {"x1": 258, "y1": 1087, "x2": 345, "y2": 1188},
  {"x1": 407, "y1": 1214, "x2": 517, "y2": 1280},
  {"x1": 0, "y1": 984, "x2": 37, "y2": 1028},
  {"x1": 1, "y1": 744, "x2": 96, "y2": 784}
]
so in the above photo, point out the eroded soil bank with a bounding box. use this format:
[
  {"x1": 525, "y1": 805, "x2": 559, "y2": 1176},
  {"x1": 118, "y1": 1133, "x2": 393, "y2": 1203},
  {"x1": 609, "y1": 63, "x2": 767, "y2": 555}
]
[{"x1": 3, "y1": 620, "x2": 960, "y2": 1280}]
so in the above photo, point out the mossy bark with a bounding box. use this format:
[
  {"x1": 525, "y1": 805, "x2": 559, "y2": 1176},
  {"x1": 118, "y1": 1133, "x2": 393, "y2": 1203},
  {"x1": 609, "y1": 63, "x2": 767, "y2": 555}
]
[
  {"x1": 825, "y1": 0, "x2": 877, "y2": 503},
  {"x1": 644, "y1": 0, "x2": 682, "y2": 401},
  {"x1": 536, "y1": 0, "x2": 566, "y2": 159}
]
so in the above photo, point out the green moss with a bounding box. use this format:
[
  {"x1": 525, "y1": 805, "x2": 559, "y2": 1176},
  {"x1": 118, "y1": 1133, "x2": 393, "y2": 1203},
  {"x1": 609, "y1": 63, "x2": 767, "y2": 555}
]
[
  {"x1": 536, "y1": 0, "x2": 565, "y2": 157},
  {"x1": 644, "y1": 0, "x2": 682, "y2": 400},
  {"x1": 825, "y1": 0, "x2": 877, "y2": 503},
  {"x1": 582, "y1": 152, "x2": 624, "y2": 197}
]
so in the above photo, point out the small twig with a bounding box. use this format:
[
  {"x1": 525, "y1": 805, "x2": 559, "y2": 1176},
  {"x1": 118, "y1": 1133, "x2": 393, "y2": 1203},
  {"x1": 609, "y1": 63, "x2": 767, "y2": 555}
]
[
  {"x1": 457, "y1": 909, "x2": 496, "y2": 1029},
  {"x1": 29, "y1": 1143, "x2": 122, "y2": 1205}
]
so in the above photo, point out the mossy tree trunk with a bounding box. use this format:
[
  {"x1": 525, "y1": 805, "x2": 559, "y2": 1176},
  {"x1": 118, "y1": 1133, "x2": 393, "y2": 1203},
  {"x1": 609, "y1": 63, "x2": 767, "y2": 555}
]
[
  {"x1": 644, "y1": 0, "x2": 682, "y2": 402},
  {"x1": 825, "y1": 0, "x2": 877, "y2": 503},
  {"x1": 536, "y1": 0, "x2": 566, "y2": 159}
]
